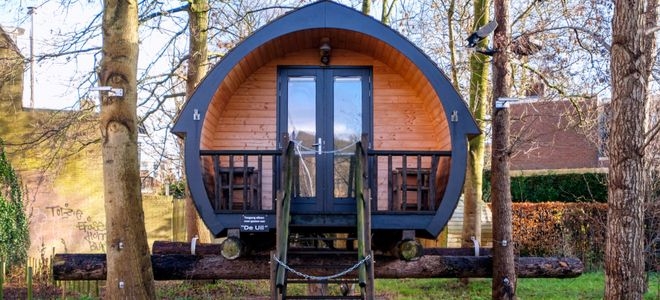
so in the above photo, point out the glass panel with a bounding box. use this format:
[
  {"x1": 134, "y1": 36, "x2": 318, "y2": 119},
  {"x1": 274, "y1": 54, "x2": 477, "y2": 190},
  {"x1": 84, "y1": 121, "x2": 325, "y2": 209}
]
[
  {"x1": 333, "y1": 76, "x2": 362, "y2": 198},
  {"x1": 288, "y1": 76, "x2": 317, "y2": 198}
]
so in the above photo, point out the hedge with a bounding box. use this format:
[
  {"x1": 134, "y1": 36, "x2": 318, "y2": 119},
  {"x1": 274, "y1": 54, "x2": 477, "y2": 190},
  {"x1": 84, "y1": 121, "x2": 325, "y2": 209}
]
[
  {"x1": 483, "y1": 172, "x2": 607, "y2": 203},
  {"x1": 512, "y1": 202, "x2": 607, "y2": 270}
]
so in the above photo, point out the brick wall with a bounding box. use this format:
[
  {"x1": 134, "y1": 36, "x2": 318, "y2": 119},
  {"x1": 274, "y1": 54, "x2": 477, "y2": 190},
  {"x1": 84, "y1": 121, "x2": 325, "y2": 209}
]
[{"x1": 509, "y1": 99, "x2": 605, "y2": 171}]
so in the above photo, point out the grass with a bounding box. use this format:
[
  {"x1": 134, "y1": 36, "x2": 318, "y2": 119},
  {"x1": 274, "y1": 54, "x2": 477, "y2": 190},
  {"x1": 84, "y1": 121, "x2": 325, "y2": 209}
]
[
  {"x1": 151, "y1": 272, "x2": 659, "y2": 299},
  {"x1": 3, "y1": 270, "x2": 657, "y2": 299},
  {"x1": 376, "y1": 272, "x2": 660, "y2": 300}
]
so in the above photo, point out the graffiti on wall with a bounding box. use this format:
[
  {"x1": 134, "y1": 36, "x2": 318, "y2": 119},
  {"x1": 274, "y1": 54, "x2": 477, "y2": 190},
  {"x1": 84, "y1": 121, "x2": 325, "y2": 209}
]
[{"x1": 44, "y1": 203, "x2": 106, "y2": 252}]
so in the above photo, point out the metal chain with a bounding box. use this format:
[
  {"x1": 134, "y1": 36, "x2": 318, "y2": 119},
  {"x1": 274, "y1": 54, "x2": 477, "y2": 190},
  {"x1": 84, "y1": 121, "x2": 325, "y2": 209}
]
[{"x1": 273, "y1": 254, "x2": 371, "y2": 281}]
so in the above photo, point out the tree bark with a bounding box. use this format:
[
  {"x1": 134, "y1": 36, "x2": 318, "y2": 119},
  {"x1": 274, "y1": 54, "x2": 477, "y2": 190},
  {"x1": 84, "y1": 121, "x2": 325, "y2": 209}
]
[
  {"x1": 381, "y1": 0, "x2": 396, "y2": 25},
  {"x1": 446, "y1": 0, "x2": 460, "y2": 88},
  {"x1": 361, "y1": 0, "x2": 371, "y2": 15},
  {"x1": 462, "y1": 0, "x2": 490, "y2": 256},
  {"x1": 99, "y1": 0, "x2": 155, "y2": 298},
  {"x1": 184, "y1": 0, "x2": 211, "y2": 243},
  {"x1": 53, "y1": 254, "x2": 583, "y2": 280},
  {"x1": 606, "y1": 0, "x2": 654, "y2": 297},
  {"x1": 491, "y1": 0, "x2": 516, "y2": 298}
]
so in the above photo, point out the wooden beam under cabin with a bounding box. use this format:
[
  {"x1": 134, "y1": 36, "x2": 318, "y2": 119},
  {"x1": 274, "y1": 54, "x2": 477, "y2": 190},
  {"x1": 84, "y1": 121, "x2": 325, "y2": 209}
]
[
  {"x1": 52, "y1": 252, "x2": 583, "y2": 281},
  {"x1": 152, "y1": 241, "x2": 493, "y2": 257}
]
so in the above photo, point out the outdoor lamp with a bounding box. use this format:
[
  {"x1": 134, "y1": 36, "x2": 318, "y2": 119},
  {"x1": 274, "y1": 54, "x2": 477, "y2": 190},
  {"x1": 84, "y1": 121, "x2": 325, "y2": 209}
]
[{"x1": 320, "y1": 38, "x2": 331, "y2": 65}]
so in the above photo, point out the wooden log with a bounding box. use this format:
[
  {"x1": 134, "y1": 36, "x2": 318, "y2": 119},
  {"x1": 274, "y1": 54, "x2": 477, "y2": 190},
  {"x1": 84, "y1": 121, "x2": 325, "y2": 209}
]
[
  {"x1": 153, "y1": 241, "x2": 492, "y2": 257},
  {"x1": 424, "y1": 247, "x2": 492, "y2": 256},
  {"x1": 152, "y1": 241, "x2": 220, "y2": 255},
  {"x1": 220, "y1": 237, "x2": 245, "y2": 260},
  {"x1": 53, "y1": 253, "x2": 583, "y2": 280},
  {"x1": 395, "y1": 239, "x2": 423, "y2": 261}
]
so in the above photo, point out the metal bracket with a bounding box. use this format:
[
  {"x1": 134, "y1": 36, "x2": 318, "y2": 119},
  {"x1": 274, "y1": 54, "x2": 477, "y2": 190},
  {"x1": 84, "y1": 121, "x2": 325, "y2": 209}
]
[
  {"x1": 471, "y1": 236, "x2": 480, "y2": 256},
  {"x1": 451, "y1": 110, "x2": 458, "y2": 122},
  {"x1": 193, "y1": 109, "x2": 201, "y2": 121},
  {"x1": 190, "y1": 235, "x2": 199, "y2": 255},
  {"x1": 90, "y1": 86, "x2": 124, "y2": 97}
]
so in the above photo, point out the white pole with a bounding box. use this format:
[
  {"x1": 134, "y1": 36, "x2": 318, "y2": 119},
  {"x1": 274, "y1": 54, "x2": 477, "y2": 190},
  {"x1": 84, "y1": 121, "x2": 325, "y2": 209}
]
[{"x1": 27, "y1": 6, "x2": 36, "y2": 109}]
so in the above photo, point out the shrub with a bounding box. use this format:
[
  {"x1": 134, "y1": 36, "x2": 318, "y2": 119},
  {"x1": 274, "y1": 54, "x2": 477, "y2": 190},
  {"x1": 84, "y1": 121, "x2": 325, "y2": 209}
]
[
  {"x1": 0, "y1": 141, "x2": 29, "y2": 267},
  {"x1": 167, "y1": 180, "x2": 186, "y2": 199},
  {"x1": 511, "y1": 202, "x2": 607, "y2": 271},
  {"x1": 483, "y1": 172, "x2": 607, "y2": 203}
]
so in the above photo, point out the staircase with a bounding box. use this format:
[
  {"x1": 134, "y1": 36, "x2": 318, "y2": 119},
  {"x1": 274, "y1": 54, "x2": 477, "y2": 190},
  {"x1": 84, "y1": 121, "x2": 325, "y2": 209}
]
[{"x1": 271, "y1": 140, "x2": 374, "y2": 300}]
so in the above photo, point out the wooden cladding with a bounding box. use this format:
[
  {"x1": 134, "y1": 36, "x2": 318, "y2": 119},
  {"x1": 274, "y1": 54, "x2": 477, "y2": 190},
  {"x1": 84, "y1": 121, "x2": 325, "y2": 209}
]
[{"x1": 201, "y1": 29, "x2": 451, "y2": 153}]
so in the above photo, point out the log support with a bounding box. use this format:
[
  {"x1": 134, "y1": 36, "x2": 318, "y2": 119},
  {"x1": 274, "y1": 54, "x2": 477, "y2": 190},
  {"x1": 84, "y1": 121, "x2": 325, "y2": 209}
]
[
  {"x1": 395, "y1": 239, "x2": 424, "y2": 261},
  {"x1": 52, "y1": 252, "x2": 583, "y2": 281},
  {"x1": 220, "y1": 237, "x2": 245, "y2": 260}
]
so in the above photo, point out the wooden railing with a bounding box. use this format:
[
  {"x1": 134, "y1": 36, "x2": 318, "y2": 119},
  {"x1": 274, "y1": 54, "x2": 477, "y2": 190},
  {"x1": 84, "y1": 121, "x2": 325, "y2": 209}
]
[
  {"x1": 200, "y1": 149, "x2": 281, "y2": 212},
  {"x1": 366, "y1": 150, "x2": 452, "y2": 212},
  {"x1": 356, "y1": 140, "x2": 374, "y2": 296},
  {"x1": 199, "y1": 148, "x2": 451, "y2": 213},
  {"x1": 274, "y1": 141, "x2": 294, "y2": 291}
]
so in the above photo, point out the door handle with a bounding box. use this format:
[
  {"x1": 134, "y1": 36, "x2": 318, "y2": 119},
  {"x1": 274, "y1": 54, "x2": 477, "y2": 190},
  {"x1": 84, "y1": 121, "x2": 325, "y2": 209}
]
[{"x1": 312, "y1": 137, "x2": 323, "y2": 155}]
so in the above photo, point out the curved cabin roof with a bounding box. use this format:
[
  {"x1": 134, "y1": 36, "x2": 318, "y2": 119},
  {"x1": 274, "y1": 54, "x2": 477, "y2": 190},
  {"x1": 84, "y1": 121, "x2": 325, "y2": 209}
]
[{"x1": 172, "y1": 0, "x2": 479, "y2": 236}]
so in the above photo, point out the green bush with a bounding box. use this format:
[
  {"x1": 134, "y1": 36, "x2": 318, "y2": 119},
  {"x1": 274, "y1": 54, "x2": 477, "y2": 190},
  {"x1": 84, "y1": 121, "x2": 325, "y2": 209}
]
[
  {"x1": 0, "y1": 141, "x2": 29, "y2": 267},
  {"x1": 167, "y1": 180, "x2": 186, "y2": 199},
  {"x1": 483, "y1": 171, "x2": 607, "y2": 202}
]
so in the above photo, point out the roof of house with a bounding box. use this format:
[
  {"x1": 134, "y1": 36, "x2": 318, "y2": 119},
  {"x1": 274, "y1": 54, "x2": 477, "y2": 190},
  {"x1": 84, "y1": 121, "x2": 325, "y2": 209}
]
[{"x1": 0, "y1": 25, "x2": 25, "y2": 58}]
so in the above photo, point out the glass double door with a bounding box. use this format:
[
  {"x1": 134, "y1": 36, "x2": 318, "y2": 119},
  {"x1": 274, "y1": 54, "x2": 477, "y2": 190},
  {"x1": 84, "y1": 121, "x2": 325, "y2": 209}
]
[{"x1": 278, "y1": 67, "x2": 371, "y2": 213}]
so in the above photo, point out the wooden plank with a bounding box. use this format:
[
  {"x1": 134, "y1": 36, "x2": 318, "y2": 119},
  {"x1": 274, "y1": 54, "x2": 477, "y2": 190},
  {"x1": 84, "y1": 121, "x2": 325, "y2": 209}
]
[
  {"x1": 374, "y1": 96, "x2": 424, "y2": 105},
  {"x1": 211, "y1": 132, "x2": 278, "y2": 140},
  {"x1": 372, "y1": 125, "x2": 438, "y2": 133},
  {"x1": 373, "y1": 88, "x2": 418, "y2": 97},
  {"x1": 374, "y1": 108, "x2": 432, "y2": 119},
  {"x1": 242, "y1": 50, "x2": 259, "y2": 75},
  {"x1": 214, "y1": 124, "x2": 277, "y2": 133},
  {"x1": 410, "y1": 69, "x2": 426, "y2": 93},
  {"x1": 218, "y1": 110, "x2": 275, "y2": 118},
  {"x1": 373, "y1": 141, "x2": 437, "y2": 150},
  {"x1": 227, "y1": 96, "x2": 275, "y2": 105},
  {"x1": 232, "y1": 58, "x2": 250, "y2": 87},
  {"x1": 210, "y1": 140, "x2": 277, "y2": 148},
  {"x1": 373, "y1": 132, "x2": 441, "y2": 141},
  {"x1": 217, "y1": 117, "x2": 276, "y2": 126}
]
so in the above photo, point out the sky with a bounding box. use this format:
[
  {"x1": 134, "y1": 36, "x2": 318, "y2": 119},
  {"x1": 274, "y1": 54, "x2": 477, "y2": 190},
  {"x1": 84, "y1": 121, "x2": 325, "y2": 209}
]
[
  {"x1": 1, "y1": 0, "x2": 188, "y2": 111},
  {"x1": 1, "y1": 0, "x2": 104, "y2": 109}
]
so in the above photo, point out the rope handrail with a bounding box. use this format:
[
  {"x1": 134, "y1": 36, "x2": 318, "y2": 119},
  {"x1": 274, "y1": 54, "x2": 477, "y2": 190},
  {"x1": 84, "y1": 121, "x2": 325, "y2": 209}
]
[
  {"x1": 292, "y1": 139, "x2": 359, "y2": 154},
  {"x1": 273, "y1": 254, "x2": 372, "y2": 281}
]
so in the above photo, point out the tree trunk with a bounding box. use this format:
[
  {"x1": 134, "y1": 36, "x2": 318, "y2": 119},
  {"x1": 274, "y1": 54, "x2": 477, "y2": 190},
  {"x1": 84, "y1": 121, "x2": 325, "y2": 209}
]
[
  {"x1": 446, "y1": 0, "x2": 460, "y2": 87},
  {"x1": 381, "y1": 0, "x2": 396, "y2": 25},
  {"x1": 491, "y1": 0, "x2": 516, "y2": 298},
  {"x1": 606, "y1": 0, "x2": 654, "y2": 297},
  {"x1": 462, "y1": 0, "x2": 490, "y2": 256},
  {"x1": 53, "y1": 254, "x2": 583, "y2": 280},
  {"x1": 99, "y1": 0, "x2": 155, "y2": 298},
  {"x1": 184, "y1": 0, "x2": 211, "y2": 243},
  {"x1": 361, "y1": 0, "x2": 371, "y2": 14}
]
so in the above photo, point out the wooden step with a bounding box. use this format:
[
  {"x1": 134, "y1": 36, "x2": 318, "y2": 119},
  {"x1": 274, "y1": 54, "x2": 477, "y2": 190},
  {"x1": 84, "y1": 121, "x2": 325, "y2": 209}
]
[{"x1": 285, "y1": 296, "x2": 363, "y2": 300}]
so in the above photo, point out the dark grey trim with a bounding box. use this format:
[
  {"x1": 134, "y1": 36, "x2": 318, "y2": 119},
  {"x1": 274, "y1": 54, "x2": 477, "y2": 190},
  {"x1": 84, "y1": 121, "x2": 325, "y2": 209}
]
[{"x1": 171, "y1": 0, "x2": 479, "y2": 237}]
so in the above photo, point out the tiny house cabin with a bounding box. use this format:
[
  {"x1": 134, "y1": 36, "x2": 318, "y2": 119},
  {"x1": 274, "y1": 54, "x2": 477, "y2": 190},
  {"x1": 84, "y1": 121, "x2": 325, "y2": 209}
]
[{"x1": 172, "y1": 1, "x2": 479, "y2": 246}]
